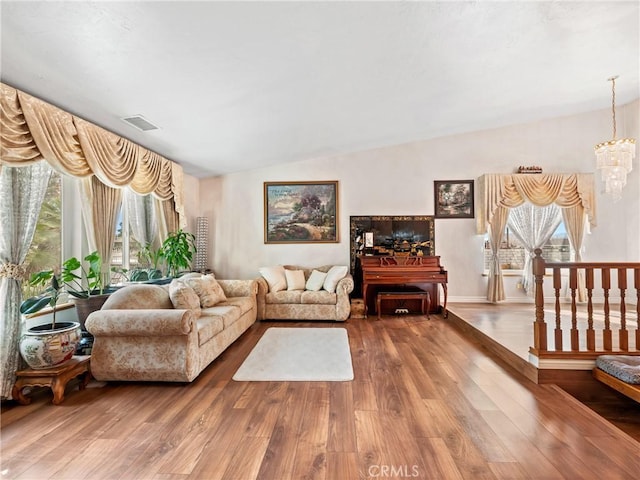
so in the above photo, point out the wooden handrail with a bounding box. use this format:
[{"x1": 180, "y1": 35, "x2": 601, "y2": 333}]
[{"x1": 531, "y1": 249, "x2": 640, "y2": 359}]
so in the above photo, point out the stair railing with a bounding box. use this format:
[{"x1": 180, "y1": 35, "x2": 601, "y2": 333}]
[{"x1": 531, "y1": 249, "x2": 640, "y2": 359}]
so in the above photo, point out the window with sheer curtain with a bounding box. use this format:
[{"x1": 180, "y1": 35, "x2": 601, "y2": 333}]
[
  {"x1": 1, "y1": 83, "x2": 185, "y2": 401},
  {"x1": 0, "y1": 162, "x2": 53, "y2": 398},
  {"x1": 111, "y1": 189, "x2": 160, "y2": 284},
  {"x1": 21, "y1": 169, "x2": 62, "y2": 298},
  {"x1": 483, "y1": 203, "x2": 571, "y2": 292}
]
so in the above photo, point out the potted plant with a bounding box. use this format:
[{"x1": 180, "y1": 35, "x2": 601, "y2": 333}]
[
  {"x1": 19, "y1": 251, "x2": 116, "y2": 367},
  {"x1": 161, "y1": 229, "x2": 197, "y2": 278},
  {"x1": 19, "y1": 265, "x2": 79, "y2": 369},
  {"x1": 132, "y1": 242, "x2": 164, "y2": 281},
  {"x1": 18, "y1": 277, "x2": 81, "y2": 369},
  {"x1": 23, "y1": 251, "x2": 115, "y2": 326},
  {"x1": 111, "y1": 243, "x2": 165, "y2": 283},
  {"x1": 21, "y1": 251, "x2": 103, "y2": 315}
]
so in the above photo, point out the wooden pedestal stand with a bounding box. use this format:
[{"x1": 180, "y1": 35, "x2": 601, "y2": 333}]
[{"x1": 12, "y1": 355, "x2": 91, "y2": 405}]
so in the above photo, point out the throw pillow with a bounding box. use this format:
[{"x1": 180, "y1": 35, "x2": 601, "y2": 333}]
[
  {"x1": 259, "y1": 265, "x2": 287, "y2": 292},
  {"x1": 168, "y1": 279, "x2": 201, "y2": 310},
  {"x1": 183, "y1": 274, "x2": 227, "y2": 308},
  {"x1": 179, "y1": 272, "x2": 203, "y2": 280},
  {"x1": 323, "y1": 265, "x2": 348, "y2": 293},
  {"x1": 285, "y1": 269, "x2": 306, "y2": 291},
  {"x1": 305, "y1": 269, "x2": 327, "y2": 291}
]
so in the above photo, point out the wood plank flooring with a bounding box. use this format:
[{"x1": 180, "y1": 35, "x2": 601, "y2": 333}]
[
  {"x1": 447, "y1": 302, "x2": 639, "y2": 359},
  {"x1": 447, "y1": 303, "x2": 640, "y2": 440},
  {"x1": 2, "y1": 315, "x2": 640, "y2": 480}
]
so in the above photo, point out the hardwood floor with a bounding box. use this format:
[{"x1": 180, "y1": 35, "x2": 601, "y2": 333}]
[
  {"x1": 446, "y1": 302, "x2": 640, "y2": 441},
  {"x1": 2, "y1": 315, "x2": 640, "y2": 479}
]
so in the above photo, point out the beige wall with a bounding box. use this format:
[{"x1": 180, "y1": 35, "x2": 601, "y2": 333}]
[
  {"x1": 182, "y1": 173, "x2": 201, "y2": 233},
  {"x1": 191, "y1": 100, "x2": 640, "y2": 302}
]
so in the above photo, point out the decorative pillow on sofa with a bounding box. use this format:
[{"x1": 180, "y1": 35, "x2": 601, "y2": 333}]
[
  {"x1": 285, "y1": 269, "x2": 306, "y2": 291},
  {"x1": 168, "y1": 279, "x2": 201, "y2": 310},
  {"x1": 183, "y1": 274, "x2": 227, "y2": 308},
  {"x1": 305, "y1": 269, "x2": 328, "y2": 291},
  {"x1": 259, "y1": 265, "x2": 287, "y2": 292},
  {"x1": 323, "y1": 265, "x2": 348, "y2": 293}
]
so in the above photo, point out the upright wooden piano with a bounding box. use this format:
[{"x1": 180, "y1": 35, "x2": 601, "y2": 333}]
[{"x1": 359, "y1": 255, "x2": 448, "y2": 317}]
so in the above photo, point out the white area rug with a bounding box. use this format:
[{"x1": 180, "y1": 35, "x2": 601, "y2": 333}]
[{"x1": 233, "y1": 327, "x2": 354, "y2": 381}]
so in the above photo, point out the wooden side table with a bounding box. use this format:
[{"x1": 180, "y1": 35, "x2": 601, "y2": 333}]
[{"x1": 12, "y1": 355, "x2": 91, "y2": 405}]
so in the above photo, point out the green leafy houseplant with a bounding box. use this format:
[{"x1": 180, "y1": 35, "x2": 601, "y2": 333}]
[
  {"x1": 134, "y1": 242, "x2": 164, "y2": 281},
  {"x1": 161, "y1": 229, "x2": 197, "y2": 278},
  {"x1": 111, "y1": 243, "x2": 164, "y2": 283},
  {"x1": 110, "y1": 231, "x2": 197, "y2": 285},
  {"x1": 19, "y1": 251, "x2": 106, "y2": 329}
]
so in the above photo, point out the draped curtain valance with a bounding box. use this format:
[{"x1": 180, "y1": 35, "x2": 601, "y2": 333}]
[
  {"x1": 476, "y1": 173, "x2": 596, "y2": 234},
  {"x1": 0, "y1": 83, "x2": 184, "y2": 221},
  {"x1": 477, "y1": 172, "x2": 596, "y2": 304}
]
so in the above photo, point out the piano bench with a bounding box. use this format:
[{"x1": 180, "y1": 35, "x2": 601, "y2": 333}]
[{"x1": 376, "y1": 291, "x2": 431, "y2": 320}]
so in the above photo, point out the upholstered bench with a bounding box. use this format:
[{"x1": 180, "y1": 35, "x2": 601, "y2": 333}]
[
  {"x1": 593, "y1": 355, "x2": 640, "y2": 403},
  {"x1": 376, "y1": 290, "x2": 430, "y2": 320}
]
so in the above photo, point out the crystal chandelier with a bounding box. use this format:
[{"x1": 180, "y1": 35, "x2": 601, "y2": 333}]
[{"x1": 594, "y1": 76, "x2": 636, "y2": 201}]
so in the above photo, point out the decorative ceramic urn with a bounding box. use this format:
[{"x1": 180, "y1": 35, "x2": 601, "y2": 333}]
[{"x1": 19, "y1": 321, "x2": 82, "y2": 369}]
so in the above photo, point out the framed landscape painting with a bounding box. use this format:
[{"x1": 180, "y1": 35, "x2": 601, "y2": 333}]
[
  {"x1": 264, "y1": 181, "x2": 339, "y2": 243},
  {"x1": 434, "y1": 180, "x2": 474, "y2": 219}
]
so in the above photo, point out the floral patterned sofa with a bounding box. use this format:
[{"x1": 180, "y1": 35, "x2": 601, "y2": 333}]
[
  {"x1": 256, "y1": 265, "x2": 353, "y2": 321},
  {"x1": 85, "y1": 274, "x2": 257, "y2": 382}
]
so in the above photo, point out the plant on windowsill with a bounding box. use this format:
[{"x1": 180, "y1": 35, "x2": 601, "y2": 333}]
[
  {"x1": 110, "y1": 230, "x2": 196, "y2": 285},
  {"x1": 111, "y1": 242, "x2": 165, "y2": 284},
  {"x1": 20, "y1": 251, "x2": 107, "y2": 321}
]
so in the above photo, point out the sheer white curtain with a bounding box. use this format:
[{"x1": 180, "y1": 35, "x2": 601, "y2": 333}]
[
  {"x1": 125, "y1": 188, "x2": 159, "y2": 250},
  {"x1": 507, "y1": 203, "x2": 562, "y2": 295},
  {"x1": 0, "y1": 162, "x2": 52, "y2": 399}
]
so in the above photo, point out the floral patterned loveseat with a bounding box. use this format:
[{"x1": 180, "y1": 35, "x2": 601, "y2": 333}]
[
  {"x1": 85, "y1": 274, "x2": 257, "y2": 382},
  {"x1": 256, "y1": 265, "x2": 353, "y2": 322}
]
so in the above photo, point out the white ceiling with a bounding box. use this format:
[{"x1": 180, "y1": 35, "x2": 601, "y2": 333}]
[{"x1": 1, "y1": 1, "x2": 639, "y2": 178}]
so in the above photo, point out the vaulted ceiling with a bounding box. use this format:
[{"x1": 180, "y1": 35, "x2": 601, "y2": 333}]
[{"x1": 2, "y1": 1, "x2": 638, "y2": 178}]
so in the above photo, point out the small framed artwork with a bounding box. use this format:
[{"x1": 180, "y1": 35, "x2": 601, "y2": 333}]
[
  {"x1": 434, "y1": 180, "x2": 474, "y2": 219},
  {"x1": 364, "y1": 232, "x2": 374, "y2": 247},
  {"x1": 264, "y1": 181, "x2": 339, "y2": 243}
]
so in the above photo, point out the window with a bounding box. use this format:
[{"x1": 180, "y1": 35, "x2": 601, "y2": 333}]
[
  {"x1": 110, "y1": 205, "x2": 127, "y2": 284},
  {"x1": 22, "y1": 169, "x2": 62, "y2": 297},
  {"x1": 110, "y1": 189, "x2": 158, "y2": 284},
  {"x1": 483, "y1": 207, "x2": 571, "y2": 271}
]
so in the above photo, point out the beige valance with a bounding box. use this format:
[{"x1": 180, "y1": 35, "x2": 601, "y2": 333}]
[
  {"x1": 477, "y1": 173, "x2": 596, "y2": 234},
  {"x1": 0, "y1": 82, "x2": 185, "y2": 225},
  {"x1": 0, "y1": 84, "x2": 42, "y2": 165},
  {"x1": 18, "y1": 87, "x2": 91, "y2": 176}
]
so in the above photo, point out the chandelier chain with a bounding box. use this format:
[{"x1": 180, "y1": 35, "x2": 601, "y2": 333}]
[
  {"x1": 595, "y1": 75, "x2": 635, "y2": 202},
  {"x1": 610, "y1": 76, "x2": 617, "y2": 139}
]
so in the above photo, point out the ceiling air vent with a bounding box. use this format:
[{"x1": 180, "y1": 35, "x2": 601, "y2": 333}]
[{"x1": 121, "y1": 115, "x2": 159, "y2": 132}]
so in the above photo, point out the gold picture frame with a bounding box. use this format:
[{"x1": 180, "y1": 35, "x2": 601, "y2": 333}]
[{"x1": 264, "y1": 181, "x2": 339, "y2": 243}]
